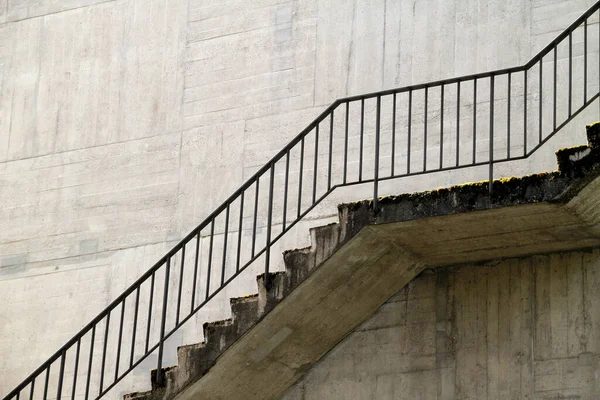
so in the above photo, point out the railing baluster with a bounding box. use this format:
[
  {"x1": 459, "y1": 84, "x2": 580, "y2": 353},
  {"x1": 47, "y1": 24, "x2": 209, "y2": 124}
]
[
  {"x1": 56, "y1": 351, "x2": 66, "y2": 400},
  {"x1": 524, "y1": 69, "x2": 528, "y2": 156},
  {"x1": 313, "y1": 124, "x2": 319, "y2": 203},
  {"x1": 145, "y1": 272, "x2": 155, "y2": 353},
  {"x1": 99, "y1": 311, "x2": 110, "y2": 394},
  {"x1": 489, "y1": 75, "x2": 495, "y2": 196},
  {"x1": 43, "y1": 366, "x2": 50, "y2": 400},
  {"x1": 115, "y1": 300, "x2": 125, "y2": 380},
  {"x1": 424, "y1": 87, "x2": 428, "y2": 171},
  {"x1": 359, "y1": 99, "x2": 365, "y2": 181},
  {"x1": 85, "y1": 327, "x2": 95, "y2": 400},
  {"x1": 569, "y1": 31, "x2": 573, "y2": 117},
  {"x1": 584, "y1": 19, "x2": 588, "y2": 102},
  {"x1": 265, "y1": 165, "x2": 275, "y2": 287},
  {"x1": 507, "y1": 72, "x2": 511, "y2": 158},
  {"x1": 72, "y1": 338, "x2": 81, "y2": 400},
  {"x1": 391, "y1": 93, "x2": 397, "y2": 176},
  {"x1": 176, "y1": 244, "x2": 186, "y2": 325},
  {"x1": 343, "y1": 102, "x2": 349, "y2": 184},
  {"x1": 539, "y1": 57, "x2": 543, "y2": 144},
  {"x1": 456, "y1": 81, "x2": 461, "y2": 166},
  {"x1": 206, "y1": 219, "x2": 215, "y2": 301},
  {"x1": 554, "y1": 45, "x2": 557, "y2": 130},
  {"x1": 328, "y1": 110, "x2": 334, "y2": 190},
  {"x1": 282, "y1": 150, "x2": 289, "y2": 231},
  {"x1": 130, "y1": 287, "x2": 140, "y2": 368},
  {"x1": 251, "y1": 180, "x2": 259, "y2": 258},
  {"x1": 373, "y1": 95, "x2": 381, "y2": 214},
  {"x1": 408, "y1": 90, "x2": 412, "y2": 174},
  {"x1": 473, "y1": 79, "x2": 477, "y2": 163},
  {"x1": 221, "y1": 206, "x2": 229, "y2": 287},
  {"x1": 156, "y1": 258, "x2": 171, "y2": 386},
  {"x1": 236, "y1": 194, "x2": 244, "y2": 274},
  {"x1": 29, "y1": 378, "x2": 35, "y2": 400},
  {"x1": 192, "y1": 232, "x2": 201, "y2": 311},
  {"x1": 440, "y1": 84, "x2": 444, "y2": 170},
  {"x1": 297, "y1": 138, "x2": 304, "y2": 218}
]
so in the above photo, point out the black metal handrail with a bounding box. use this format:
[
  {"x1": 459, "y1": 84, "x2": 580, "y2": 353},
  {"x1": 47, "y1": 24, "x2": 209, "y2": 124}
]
[{"x1": 4, "y1": 2, "x2": 600, "y2": 399}]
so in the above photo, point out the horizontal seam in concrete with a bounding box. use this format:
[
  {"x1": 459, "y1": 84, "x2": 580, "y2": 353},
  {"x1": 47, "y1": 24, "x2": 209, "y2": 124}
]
[{"x1": 1, "y1": 0, "x2": 115, "y2": 25}]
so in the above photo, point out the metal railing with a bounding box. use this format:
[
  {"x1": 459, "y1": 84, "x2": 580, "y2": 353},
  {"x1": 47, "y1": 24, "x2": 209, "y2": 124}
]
[{"x1": 4, "y1": 2, "x2": 600, "y2": 400}]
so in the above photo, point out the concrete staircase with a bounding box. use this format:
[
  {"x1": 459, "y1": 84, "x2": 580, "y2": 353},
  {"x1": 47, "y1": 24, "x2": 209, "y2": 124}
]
[{"x1": 125, "y1": 124, "x2": 600, "y2": 400}]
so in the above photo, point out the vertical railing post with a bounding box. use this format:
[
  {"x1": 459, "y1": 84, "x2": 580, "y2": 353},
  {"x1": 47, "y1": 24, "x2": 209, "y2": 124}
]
[
  {"x1": 554, "y1": 45, "x2": 557, "y2": 131},
  {"x1": 29, "y1": 378, "x2": 35, "y2": 400},
  {"x1": 265, "y1": 164, "x2": 275, "y2": 289},
  {"x1": 56, "y1": 350, "x2": 66, "y2": 400},
  {"x1": 43, "y1": 366, "x2": 50, "y2": 400},
  {"x1": 424, "y1": 87, "x2": 428, "y2": 171},
  {"x1": 524, "y1": 69, "x2": 528, "y2": 156},
  {"x1": 489, "y1": 75, "x2": 495, "y2": 196},
  {"x1": 373, "y1": 95, "x2": 381, "y2": 214},
  {"x1": 407, "y1": 90, "x2": 412, "y2": 174},
  {"x1": 312, "y1": 124, "x2": 319, "y2": 203},
  {"x1": 72, "y1": 338, "x2": 81, "y2": 399},
  {"x1": 359, "y1": 100, "x2": 365, "y2": 181},
  {"x1": 343, "y1": 102, "x2": 349, "y2": 184},
  {"x1": 328, "y1": 110, "x2": 334, "y2": 191},
  {"x1": 456, "y1": 81, "x2": 461, "y2": 167},
  {"x1": 584, "y1": 19, "x2": 588, "y2": 103},
  {"x1": 283, "y1": 151, "x2": 289, "y2": 231},
  {"x1": 539, "y1": 57, "x2": 543, "y2": 144},
  {"x1": 85, "y1": 327, "x2": 95, "y2": 400},
  {"x1": 115, "y1": 299, "x2": 126, "y2": 380},
  {"x1": 99, "y1": 311, "x2": 110, "y2": 394},
  {"x1": 297, "y1": 138, "x2": 304, "y2": 218},
  {"x1": 131, "y1": 287, "x2": 140, "y2": 367},
  {"x1": 236, "y1": 195, "x2": 244, "y2": 274},
  {"x1": 568, "y1": 31, "x2": 573, "y2": 117},
  {"x1": 221, "y1": 206, "x2": 229, "y2": 287},
  {"x1": 473, "y1": 79, "x2": 477, "y2": 164},
  {"x1": 156, "y1": 258, "x2": 170, "y2": 386},
  {"x1": 440, "y1": 84, "x2": 444, "y2": 170},
  {"x1": 507, "y1": 72, "x2": 511, "y2": 158}
]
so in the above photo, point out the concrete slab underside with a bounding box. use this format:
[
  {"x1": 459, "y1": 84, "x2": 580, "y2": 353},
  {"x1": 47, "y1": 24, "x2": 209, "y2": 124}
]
[
  {"x1": 175, "y1": 174, "x2": 600, "y2": 399},
  {"x1": 176, "y1": 224, "x2": 426, "y2": 400}
]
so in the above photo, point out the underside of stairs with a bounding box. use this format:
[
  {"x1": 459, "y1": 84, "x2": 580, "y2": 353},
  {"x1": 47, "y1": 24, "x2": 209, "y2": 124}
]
[{"x1": 124, "y1": 124, "x2": 600, "y2": 400}]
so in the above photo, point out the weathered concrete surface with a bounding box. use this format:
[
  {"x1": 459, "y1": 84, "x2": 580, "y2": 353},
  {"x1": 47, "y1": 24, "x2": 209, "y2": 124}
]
[
  {"x1": 335, "y1": 124, "x2": 600, "y2": 268},
  {"x1": 123, "y1": 125, "x2": 600, "y2": 400},
  {"x1": 175, "y1": 227, "x2": 425, "y2": 400},
  {"x1": 2, "y1": 2, "x2": 600, "y2": 399},
  {"x1": 282, "y1": 248, "x2": 600, "y2": 400}
]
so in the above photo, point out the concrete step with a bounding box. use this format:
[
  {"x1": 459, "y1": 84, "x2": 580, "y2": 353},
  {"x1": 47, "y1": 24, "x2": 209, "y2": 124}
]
[
  {"x1": 125, "y1": 124, "x2": 600, "y2": 400},
  {"x1": 124, "y1": 215, "x2": 345, "y2": 400}
]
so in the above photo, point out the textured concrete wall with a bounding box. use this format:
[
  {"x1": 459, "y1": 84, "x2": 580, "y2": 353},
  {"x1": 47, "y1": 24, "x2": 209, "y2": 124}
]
[
  {"x1": 1, "y1": 0, "x2": 599, "y2": 398},
  {"x1": 281, "y1": 249, "x2": 600, "y2": 400}
]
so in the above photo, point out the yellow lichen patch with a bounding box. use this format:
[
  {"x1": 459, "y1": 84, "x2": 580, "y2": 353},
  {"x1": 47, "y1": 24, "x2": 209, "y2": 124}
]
[{"x1": 556, "y1": 144, "x2": 589, "y2": 154}]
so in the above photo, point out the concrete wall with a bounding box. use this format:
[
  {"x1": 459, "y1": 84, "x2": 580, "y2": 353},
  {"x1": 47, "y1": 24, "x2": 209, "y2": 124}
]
[
  {"x1": 281, "y1": 248, "x2": 600, "y2": 400},
  {"x1": 1, "y1": 0, "x2": 600, "y2": 398}
]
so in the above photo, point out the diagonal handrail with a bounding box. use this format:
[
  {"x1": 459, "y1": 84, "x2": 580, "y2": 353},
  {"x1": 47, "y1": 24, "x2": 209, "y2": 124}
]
[{"x1": 3, "y1": 1, "x2": 600, "y2": 399}]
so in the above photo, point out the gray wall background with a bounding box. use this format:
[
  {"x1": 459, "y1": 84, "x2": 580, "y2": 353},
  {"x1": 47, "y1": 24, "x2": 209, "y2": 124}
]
[
  {"x1": 1, "y1": 0, "x2": 599, "y2": 398},
  {"x1": 282, "y1": 249, "x2": 600, "y2": 400}
]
